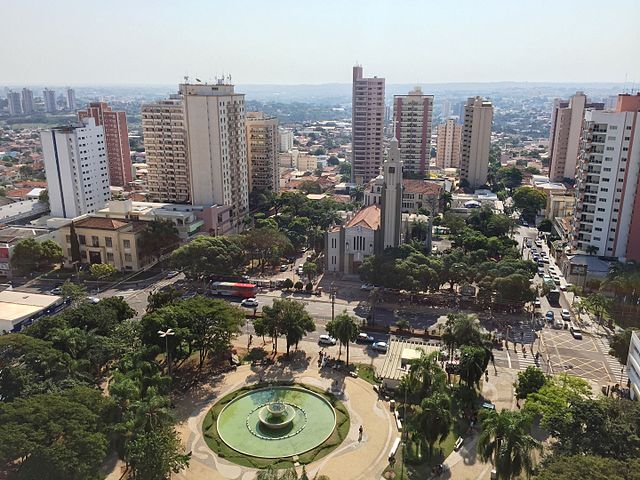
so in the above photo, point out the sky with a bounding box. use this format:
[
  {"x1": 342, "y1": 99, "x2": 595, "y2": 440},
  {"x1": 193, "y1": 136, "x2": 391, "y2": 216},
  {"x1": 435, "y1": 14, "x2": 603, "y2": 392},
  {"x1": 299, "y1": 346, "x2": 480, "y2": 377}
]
[{"x1": 2, "y1": 0, "x2": 639, "y2": 86}]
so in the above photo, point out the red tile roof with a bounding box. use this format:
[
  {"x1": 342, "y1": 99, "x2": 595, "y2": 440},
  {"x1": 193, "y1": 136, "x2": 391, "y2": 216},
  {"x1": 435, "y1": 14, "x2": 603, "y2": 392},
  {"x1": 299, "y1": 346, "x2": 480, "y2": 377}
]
[
  {"x1": 403, "y1": 179, "x2": 442, "y2": 195},
  {"x1": 345, "y1": 204, "x2": 381, "y2": 230},
  {"x1": 74, "y1": 217, "x2": 130, "y2": 231}
]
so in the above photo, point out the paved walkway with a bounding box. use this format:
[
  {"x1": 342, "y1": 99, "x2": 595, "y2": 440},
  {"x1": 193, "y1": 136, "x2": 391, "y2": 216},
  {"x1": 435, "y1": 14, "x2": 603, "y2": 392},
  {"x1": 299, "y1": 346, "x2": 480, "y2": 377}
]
[{"x1": 172, "y1": 357, "x2": 396, "y2": 480}]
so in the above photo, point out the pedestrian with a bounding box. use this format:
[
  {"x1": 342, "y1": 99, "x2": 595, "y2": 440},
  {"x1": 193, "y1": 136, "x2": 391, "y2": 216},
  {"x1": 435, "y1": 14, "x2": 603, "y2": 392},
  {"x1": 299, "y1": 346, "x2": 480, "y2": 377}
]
[{"x1": 358, "y1": 425, "x2": 364, "y2": 441}]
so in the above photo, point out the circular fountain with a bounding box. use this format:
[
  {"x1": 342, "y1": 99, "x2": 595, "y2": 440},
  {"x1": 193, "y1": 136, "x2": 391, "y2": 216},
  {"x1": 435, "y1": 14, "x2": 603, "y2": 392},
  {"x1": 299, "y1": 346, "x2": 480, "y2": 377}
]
[{"x1": 215, "y1": 385, "x2": 337, "y2": 458}]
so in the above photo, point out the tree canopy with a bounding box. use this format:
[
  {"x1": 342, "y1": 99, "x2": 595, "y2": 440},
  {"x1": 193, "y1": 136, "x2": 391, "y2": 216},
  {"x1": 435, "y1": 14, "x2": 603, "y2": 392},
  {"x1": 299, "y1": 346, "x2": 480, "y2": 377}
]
[{"x1": 10, "y1": 238, "x2": 64, "y2": 275}]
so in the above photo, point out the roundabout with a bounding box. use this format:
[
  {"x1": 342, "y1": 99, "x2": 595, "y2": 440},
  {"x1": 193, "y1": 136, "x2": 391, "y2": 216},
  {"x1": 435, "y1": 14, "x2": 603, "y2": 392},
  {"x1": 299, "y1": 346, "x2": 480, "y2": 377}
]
[{"x1": 215, "y1": 385, "x2": 336, "y2": 458}]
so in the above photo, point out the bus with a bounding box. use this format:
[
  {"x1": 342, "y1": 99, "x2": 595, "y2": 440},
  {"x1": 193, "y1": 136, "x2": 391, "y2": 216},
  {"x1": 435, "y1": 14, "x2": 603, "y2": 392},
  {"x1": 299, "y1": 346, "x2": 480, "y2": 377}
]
[
  {"x1": 210, "y1": 282, "x2": 258, "y2": 299},
  {"x1": 547, "y1": 288, "x2": 560, "y2": 306}
]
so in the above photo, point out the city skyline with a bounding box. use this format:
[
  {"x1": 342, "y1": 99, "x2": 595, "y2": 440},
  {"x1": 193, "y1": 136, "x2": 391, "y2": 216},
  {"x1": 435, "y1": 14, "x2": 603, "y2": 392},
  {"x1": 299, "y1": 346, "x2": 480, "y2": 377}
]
[{"x1": 2, "y1": 0, "x2": 639, "y2": 85}]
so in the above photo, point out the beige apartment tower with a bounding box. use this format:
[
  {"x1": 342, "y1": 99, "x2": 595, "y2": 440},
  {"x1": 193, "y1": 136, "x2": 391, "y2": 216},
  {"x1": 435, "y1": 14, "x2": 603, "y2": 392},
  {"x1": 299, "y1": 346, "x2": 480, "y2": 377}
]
[
  {"x1": 180, "y1": 83, "x2": 248, "y2": 230},
  {"x1": 352, "y1": 65, "x2": 385, "y2": 185},
  {"x1": 141, "y1": 97, "x2": 190, "y2": 203},
  {"x1": 460, "y1": 97, "x2": 493, "y2": 189},
  {"x1": 548, "y1": 92, "x2": 604, "y2": 182},
  {"x1": 436, "y1": 119, "x2": 462, "y2": 169},
  {"x1": 393, "y1": 86, "x2": 433, "y2": 176},
  {"x1": 246, "y1": 112, "x2": 279, "y2": 193}
]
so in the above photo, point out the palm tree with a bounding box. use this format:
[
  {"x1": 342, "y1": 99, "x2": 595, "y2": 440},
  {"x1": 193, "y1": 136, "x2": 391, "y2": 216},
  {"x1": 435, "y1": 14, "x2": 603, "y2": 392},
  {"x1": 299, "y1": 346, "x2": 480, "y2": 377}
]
[
  {"x1": 410, "y1": 392, "x2": 452, "y2": 460},
  {"x1": 407, "y1": 351, "x2": 446, "y2": 397},
  {"x1": 477, "y1": 409, "x2": 542, "y2": 479},
  {"x1": 256, "y1": 467, "x2": 330, "y2": 480},
  {"x1": 328, "y1": 311, "x2": 360, "y2": 366},
  {"x1": 443, "y1": 313, "x2": 483, "y2": 360},
  {"x1": 585, "y1": 245, "x2": 598, "y2": 255}
]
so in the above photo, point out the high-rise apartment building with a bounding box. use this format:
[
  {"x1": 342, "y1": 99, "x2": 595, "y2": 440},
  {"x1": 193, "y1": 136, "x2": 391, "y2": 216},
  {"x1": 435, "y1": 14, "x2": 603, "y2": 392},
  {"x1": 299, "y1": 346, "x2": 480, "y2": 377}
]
[
  {"x1": 78, "y1": 102, "x2": 133, "y2": 187},
  {"x1": 393, "y1": 86, "x2": 433, "y2": 176},
  {"x1": 180, "y1": 83, "x2": 248, "y2": 229},
  {"x1": 352, "y1": 65, "x2": 385, "y2": 184},
  {"x1": 246, "y1": 112, "x2": 279, "y2": 193},
  {"x1": 21, "y1": 88, "x2": 34, "y2": 114},
  {"x1": 436, "y1": 119, "x2": 462, "y2": 169},
  {"x1": 66, "y1": 88, "x2": 76, "y2": 110},
  {"x1": 441, "y1": 100, "x2": 452, "y2": 121},
  {"x1": 43, "y1": 88, "x2": 57, "y2": 113},
  {"x1": 41, "y1": 117, "x2": 110, "y2": 218},
  {"x1": 460, "y1": 97, "x2": 493, "y2": 189},
  {"x1": 141, "y1": 97, "x2": 190, "y2": 203},
  {"x1": 7, "y1": 91, "x2": 22, "y2": 116},
  {"x1": 549, "y1": 92, "x2": 604, "y2": 182},
  {"x1": 572, "y1": 94, "x2": 640, "y2": 261},
  {"x1": 279, "y1": 129, "x2": 293, "y2": 152}
]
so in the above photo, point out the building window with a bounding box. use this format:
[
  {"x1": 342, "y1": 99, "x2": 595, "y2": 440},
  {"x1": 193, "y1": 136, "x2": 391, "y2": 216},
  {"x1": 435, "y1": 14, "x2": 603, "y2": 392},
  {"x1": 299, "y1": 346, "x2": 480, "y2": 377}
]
[
  {"x1": 91, "y1": 236, "x2": 99, "y2": 247},
  {"x1": 65, "y1": 235, "x2": 71, "y2": 243},
  {"x1": 123, "y1": 239, "x2": 131, "y2": 249},
  {"x1": 79, "y1": 235, "x2": 86, "y2": 245},
  {"x1": 105, "y1": 237, "x2": 112, "y2": 247},
  {"x1": 124, "y1": 253, "x2": 132, "y2": 262},
  {"x1": 106, "y1": 252, "x2": 114, "y2": 262}
]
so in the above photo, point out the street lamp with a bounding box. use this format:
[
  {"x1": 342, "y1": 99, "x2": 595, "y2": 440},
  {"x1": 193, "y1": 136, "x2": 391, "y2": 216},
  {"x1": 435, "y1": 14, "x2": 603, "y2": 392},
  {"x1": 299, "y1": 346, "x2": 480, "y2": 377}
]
[
  {"x1": 330, "y1": 281, "x2": 336, "y2": 321},
  {"x1": 158, "y1": 328, "x2": 175, "y2": 378}
]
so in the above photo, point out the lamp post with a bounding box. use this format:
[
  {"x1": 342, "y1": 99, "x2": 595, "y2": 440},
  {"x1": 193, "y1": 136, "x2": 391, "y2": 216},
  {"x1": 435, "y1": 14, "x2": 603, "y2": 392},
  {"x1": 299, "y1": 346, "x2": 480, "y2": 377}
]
[
  {"x1": 158, "y1": 328, "x2": 175, "y2": 378},
  {"x1": 330, "y1": 281, "x2": 336, "y2": 321}
]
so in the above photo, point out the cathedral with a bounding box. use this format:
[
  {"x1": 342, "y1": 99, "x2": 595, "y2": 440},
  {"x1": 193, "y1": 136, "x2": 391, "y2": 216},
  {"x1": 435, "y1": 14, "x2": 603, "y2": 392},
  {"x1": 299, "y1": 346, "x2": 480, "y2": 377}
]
[{"x1": 325, "y1": 138, "x2": 404, "y2": 275}]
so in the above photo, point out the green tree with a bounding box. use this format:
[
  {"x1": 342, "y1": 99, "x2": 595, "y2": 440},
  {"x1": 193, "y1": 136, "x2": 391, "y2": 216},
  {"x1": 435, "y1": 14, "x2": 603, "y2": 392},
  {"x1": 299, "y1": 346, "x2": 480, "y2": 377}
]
[
  {"x1": 170, "y1": 235, "x2": 245, "y2": 281},
  {"x1": 261, "y1": 299, "x2": 315, "y2": 355},
  {"x1": 294, "y1": 281, "x2": 303, "y2": 291},
  {"x1": 0, "y1": 387, "x2": 111, "y2": 480},
  {"x1": 302, "y1": 261, "x2": 318, "y2": 282},
  {"x1": 537, "y1": 218, "x2": 553, "y2": 232},
  {"x1": 299, "y1": 180, "x2": 322, "y2": 194},
  {"x1": 410, "y1": 392, "x2": 452, "y2": 460},
  {"x1": 146, "y1": 287, "x2": 182, "y2": 313},
  {"x1": 327, "y1": 156, "x2": 340, "y2": 166},
  {"x1": 39, "y1": 188, "x2": 49, "y2": 206},
  {"x1": 534, "y1": 455, "x2": 640, "y2": 480},
  {"x1": 496, "y1": 166, "x2": 523, "y2": 189},
  {"x1": 458, "y1": 345, "x2": 489, "y2": 387},
  {"x1": 512, "y1": 187, "x2": 547, "y2": 222},
  {"x1": 516, "y1": 366, "x2": 547, "y2": 399},
  {"x1": 477, "y1": 409, "x2": 542, "y2": 480},
  {"x1": 61, "y1": 280, "x2": 87, "y2": 305},
  {"x1": 282, "y1": 278, "x2": 294, "y2": 290},
  {"x1": 242, "y1": 227, "x2": 293, "y2": 273},
  {"x1": 89, "y1": 262, "x2": 117, "y2": 280},
  {"x1": 403, "y1": 351, "x2": 447, "y2": 400},
  {"x1": 524, "y1": 373, "x2": 591, "y2": 423},
  {"x1": 583, "y1": 292, "x2": 612, "y2": 327},
  {"x1": 10, "y1": 238, "x2": 64, "y2": 275},
  {"x1": 139, "y1": 219, "x2": 180, "y2": 258},
  {"x1": 442, "y1": 313, "x2": 484, "y2": 358},
  {"x1": 326, "y1": 311, "x2": 359, "y2": 366},
  {"x1": 609, "y1": 329, "x2": 634, "y2": 365},
  {"x1": 126, "y1": 425, "x2": 190, "y2": 480}
]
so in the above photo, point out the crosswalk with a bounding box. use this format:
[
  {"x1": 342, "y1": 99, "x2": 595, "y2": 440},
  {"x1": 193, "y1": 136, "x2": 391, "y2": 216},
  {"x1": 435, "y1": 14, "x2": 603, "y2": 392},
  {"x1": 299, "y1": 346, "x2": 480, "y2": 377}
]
[
  {"x1": 492, "y1": 347, "x2": 542, "y2": 372},
  {"x1": 597, "y1": 336, "x2": 629, "y2": 385}
]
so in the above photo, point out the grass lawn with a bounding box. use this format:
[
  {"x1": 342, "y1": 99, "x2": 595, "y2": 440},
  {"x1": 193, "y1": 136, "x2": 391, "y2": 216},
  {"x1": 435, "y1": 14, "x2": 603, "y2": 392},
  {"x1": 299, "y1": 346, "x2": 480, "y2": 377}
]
[
  {"x1": 355, "y1": 363, "x2": 379, "y2": 385},
  {"x1": 382, "y1": 430, "x2": 457, "y2": 479},
  {"x1": 202, "y1": 382, "x2": 350, "y2": 469}
]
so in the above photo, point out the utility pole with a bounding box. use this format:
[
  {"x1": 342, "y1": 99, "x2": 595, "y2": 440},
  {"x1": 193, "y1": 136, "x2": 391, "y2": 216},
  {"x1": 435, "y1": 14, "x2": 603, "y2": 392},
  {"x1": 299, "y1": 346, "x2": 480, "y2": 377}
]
[
  {"x1": 331, "y1": 281, "x2": 336, "y2": 321},
  {"x1": 158, "y1": 328, "x2": 175, "y2": 378}
]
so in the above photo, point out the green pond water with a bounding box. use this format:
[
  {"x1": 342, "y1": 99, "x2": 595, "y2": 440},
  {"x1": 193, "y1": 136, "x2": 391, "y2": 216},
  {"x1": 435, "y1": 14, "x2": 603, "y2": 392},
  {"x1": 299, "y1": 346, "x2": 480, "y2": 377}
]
[{"x1": 216, "y1": 386, "x2": 336, "y2": 458}]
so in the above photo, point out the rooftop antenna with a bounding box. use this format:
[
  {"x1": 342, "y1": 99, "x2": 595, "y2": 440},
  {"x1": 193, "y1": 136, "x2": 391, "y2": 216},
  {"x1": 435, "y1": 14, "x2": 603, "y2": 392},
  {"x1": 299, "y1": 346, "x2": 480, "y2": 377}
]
[
  {"x1": 184, "y1": 75, "x2": 189, "y2": 84},
  {"x1": 227, "y1": 74, "x2": 232, "y2": 84}
]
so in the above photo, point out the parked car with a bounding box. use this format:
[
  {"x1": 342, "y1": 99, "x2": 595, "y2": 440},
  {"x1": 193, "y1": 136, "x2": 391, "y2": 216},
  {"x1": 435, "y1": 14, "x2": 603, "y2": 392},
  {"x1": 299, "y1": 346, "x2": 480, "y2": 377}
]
[
  {"x1": 371, "y1": 341, "x2": 388, "y2": 353},
  {"x1": 166, "y1": 270, "x2": 180, "y2": 279},
  {"x1": 50, "y1": 287, "x2": 62, "y2": 295},
  {"x1": 570, "y1": 324, "x2": 583, "y2": 339},
  {"x1": 279, "y1": 265, "x2": 288, "y2": 272},
  {"x1": 318, "y1": 334, "x2": 337, "y2": 346},
  {"x1": 537, "y1": 267, "x2": 545, "y2": 276},
  {"x1": 241, "y1": 298, "x2": 259, "y2": 308},
  {"x1": 535, "y1": 240, "x2": 543, "y2": 247},
  {"x1": 561, "y1": 309, "x2": 571, "y2": 321},
  {"x1": 88, "y1": 296, "x2": 100, "y2": 304},
  {"x1": 534, "y1": 299, "x2": 541, "y2": 308},
  {"x1": 297, "y1": 266, "x2": 304, "y2": 275},
  {"x1": 356, "y1": 333, "x2": 375, "y2": 344},
  {"x1": 545, "y1": 310, "x2": 555, "y2": 321},
  {"x1": 360, "y1": 283, "x2": 375, "y2": 291}
]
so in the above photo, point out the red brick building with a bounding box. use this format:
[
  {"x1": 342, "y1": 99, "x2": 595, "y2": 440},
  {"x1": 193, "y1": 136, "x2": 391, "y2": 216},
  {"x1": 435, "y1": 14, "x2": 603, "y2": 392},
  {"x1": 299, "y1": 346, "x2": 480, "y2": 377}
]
[{"x1": 78, "y1": 102, "x2": 132, "y2": 187}]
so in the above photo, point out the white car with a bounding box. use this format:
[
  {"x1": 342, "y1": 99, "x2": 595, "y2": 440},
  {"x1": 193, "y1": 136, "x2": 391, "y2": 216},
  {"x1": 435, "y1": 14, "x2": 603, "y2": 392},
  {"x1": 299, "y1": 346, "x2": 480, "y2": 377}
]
[
  {"x1": 88, "y1": 296, "x2": 100, "y2": 304},
  {"x1": 533, "y1": 299, "x2": 541, "y2": 308},
  {"x1": 50, "y1": 287, "x2": 62, "y2": 295},
  {"x1": 360, "y1": 283, "x2": 375, "y2": 291},
  {"x1": 166, "y1": 270, "x2": 180, "y2": 279},
  {"x1": 561, "y1": 309, "x2": 571, "y2": 321},
  {"x1": 371, "y1": 341, "x2": 388, "y2": 353},
  {"x1": 570, "y1": 324, "x2": 583, "y2": 339},
  {"x1": 241, "y1": 298, "x2": 259, "y2": 308},
  {"x1": 318, "y1": 334, "x2": 337, "y2": 346}
]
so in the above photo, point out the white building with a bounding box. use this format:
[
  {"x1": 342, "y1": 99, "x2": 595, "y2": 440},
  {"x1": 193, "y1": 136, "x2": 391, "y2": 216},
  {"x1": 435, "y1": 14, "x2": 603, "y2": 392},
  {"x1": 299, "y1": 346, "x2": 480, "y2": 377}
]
[
  {"x1": 548, "y1": 92, "x2": 603, "y2": 182},
  {"x1": 41, "y1": 117, "x2": 110, "y2": 218},
  {"x1": 572, "y1": 94, "x2": 640, "y2": 261},
  {"x1": 43, "y1": 88, "x2": 57, "y2": 113},
  {"x1": 380, "y1": 138, "x2": 403, "y2": 249},
  {"x1": 393, "y1": 86, "x2": 433, "y2": 176},
  {"x1": 628, "y1": 331, "x2": 640, "y2": 400},
  {"x1": 66, "y1": 88, "x2": 77, "y2": 110},
  {"x1": 180, "y1": 82, "x2": 248, "y2": 230},
  {"x1": 460, "y1": 97, "x2": 493, "y2": 189},
  {"x1": 7, "y1": 91, "x2": 22, "y2": 116},
  {"x1": 436, "y1": 119, "x2": 462, "y2": 169},
  {"x1": 21, "y1": 88, "x2": 34, "y2": 114},
  {"x1": 246, "y1": 112, "x2": 279, "y2": 193},
  {"x1": 279, "y1": 129, "x2": 294, "y2": 152}
]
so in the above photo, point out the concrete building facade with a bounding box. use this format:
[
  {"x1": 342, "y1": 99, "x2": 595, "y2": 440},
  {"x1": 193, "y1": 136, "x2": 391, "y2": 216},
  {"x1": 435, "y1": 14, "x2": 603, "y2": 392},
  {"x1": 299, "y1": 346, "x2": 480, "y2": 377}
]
[
  {"x1": 279, "y1": 129, "x2": 294, "y2": 152},
  {"x1": 141, "y1": 98, "x2": 190, "y2": 203},
  {"x1": 380, "y1": 138, "x2": 403, "y2": 249},
  {"x1": 43, "y1": 88, "x2": 57, "y2": 113},
  {"x1": 66, "y1": 88, "x2": 76, "y2": 110},
  {"x1": 246, "y1": 112, "x2": 279, "y2": 193},
  {"x1": 572, "y1": 94, "x2": 640, "y2": 261},
  {"x1": 180, "y1": 83, "x2": 248, "y2": 230},
  {"x1": 393, "y1": 87, "x2": 433, "y2": 176},
  {"x1": 41, "y1": 117, "x2": 110, "y2": 218},
  {"x1": 628, "y1": 331, "x2": 640, "y2": 400},
  {"x1": 549, "y1": 92, "x2": 604, "y2": 182},
  {"x1": 78, "y1": 102, "x2": 133, "y2": 188},
  {"x1": 436, "y1": 118, "x2": 462, "y2": 169},
  {"x1": 460, "y1": 97, "x2": 493, "y2": 190},
  {"x1": 7, "y1": 91, "x2": 22, "y2": 116},
  {"x1": 352, "y1": 65, "x2": 385, "y2": 185},
  {"x1": 21, "y1": 88, "x2": 34, "y2": 114}
]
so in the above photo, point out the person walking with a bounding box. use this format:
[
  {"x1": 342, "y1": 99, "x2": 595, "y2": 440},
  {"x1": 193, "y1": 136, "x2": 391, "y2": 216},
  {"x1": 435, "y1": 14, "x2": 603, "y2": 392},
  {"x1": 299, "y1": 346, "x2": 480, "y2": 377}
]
[{"x1": 358, "y1": 425, "x2": 364, "y2": 442}]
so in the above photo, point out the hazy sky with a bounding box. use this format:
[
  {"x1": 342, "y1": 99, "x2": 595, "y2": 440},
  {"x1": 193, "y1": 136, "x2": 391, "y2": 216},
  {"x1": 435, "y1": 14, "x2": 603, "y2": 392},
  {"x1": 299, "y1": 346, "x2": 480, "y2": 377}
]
[{"x1": 2, "y1": 0, "x2": 639, "y2": 85}]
